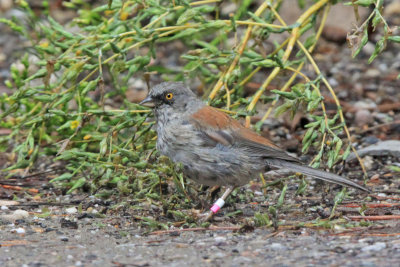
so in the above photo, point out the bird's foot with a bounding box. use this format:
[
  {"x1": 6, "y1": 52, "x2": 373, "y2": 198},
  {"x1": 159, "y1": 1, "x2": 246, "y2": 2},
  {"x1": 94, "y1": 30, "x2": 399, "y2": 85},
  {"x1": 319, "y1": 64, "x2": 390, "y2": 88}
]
[
  {"x1": 198, "y1": 210, "x2": 214, "y2": 223},
  {"x1": 197, "y1": 197, "x2": 225, "y2": 222}
]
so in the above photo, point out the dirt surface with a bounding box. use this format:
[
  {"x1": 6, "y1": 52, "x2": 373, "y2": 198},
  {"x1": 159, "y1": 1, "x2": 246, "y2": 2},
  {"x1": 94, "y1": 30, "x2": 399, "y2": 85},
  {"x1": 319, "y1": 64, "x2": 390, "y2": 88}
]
[
  {"x1": 1, "y1": 1, "x2": 400, "y2": 267},
  {"x1": 2, "y1": 223, "x2": 400, "y2": 267}
]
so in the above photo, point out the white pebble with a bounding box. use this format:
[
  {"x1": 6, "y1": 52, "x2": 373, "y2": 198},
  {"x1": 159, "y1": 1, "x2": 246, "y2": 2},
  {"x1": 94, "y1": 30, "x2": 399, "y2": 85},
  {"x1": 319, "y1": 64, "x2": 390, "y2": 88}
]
[
  {"x1": 0, "y1": 209, "x2": 29, "y2": 222},
  {"x1": 14, "y1": 209, "x2": 29, "y2": 218},
  {"x1": 361, "y1": 242, "x2": 387, "y2": 252},
  {"x1": 11, "y1": 227, "x2": 25, "y2": 234},
  {"x1": 270, "y1": 243, "x2": 286, "y2": 251},
  {"x1": 66, "y1": 207, "x2": 78, "y2": 214}
]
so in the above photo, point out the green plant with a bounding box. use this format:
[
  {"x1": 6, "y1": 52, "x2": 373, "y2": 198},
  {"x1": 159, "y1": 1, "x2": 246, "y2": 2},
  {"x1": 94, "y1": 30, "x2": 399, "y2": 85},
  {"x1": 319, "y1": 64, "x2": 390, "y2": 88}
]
[{"x1": 0, "y1": 0, "x2": 398, "y2": 221}]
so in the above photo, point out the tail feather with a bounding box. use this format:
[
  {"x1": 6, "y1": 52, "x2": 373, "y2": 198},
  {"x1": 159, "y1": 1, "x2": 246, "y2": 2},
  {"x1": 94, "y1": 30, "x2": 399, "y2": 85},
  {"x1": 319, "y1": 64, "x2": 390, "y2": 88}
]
[{"x1": 269, "y1": 160, "x2": 370, "y2": 192}]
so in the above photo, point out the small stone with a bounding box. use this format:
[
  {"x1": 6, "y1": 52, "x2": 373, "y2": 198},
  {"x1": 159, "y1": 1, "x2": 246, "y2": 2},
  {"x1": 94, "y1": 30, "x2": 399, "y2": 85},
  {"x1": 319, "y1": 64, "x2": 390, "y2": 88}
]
[
  {"x1": 60, "y1": 218, "x2": 78, "y2": 229},
  {"x1": 91, "y1": 209, "x2": 98, "y2": 214},
  {"x1": 60, "y1": 236, "x2": 69, "y2": 242},
  {"x1": 1, "y1": 206, "x2": 8, "y2": 210},
  {"x1": 322, "y1": 25, "x2": 347, "y2": 44},
  {"x1": 328, "y1": 77, "x2": 339, "y2": 87},
  {"x1": 11, "y1": 227, "x2": 25, "y2": 234},
  {"x1": 365, "y1": 68, "x2": 380, "y2": 78},
  {"x1": 333, "y1": 246, "x2": 346, "y2": 253},
  {"x1": 361, "y1": 242, "x2": 386, "y2": 252},
  {"x1": 370, "y1": 174, "x2": 380, "y2": 181},
  {"x1": 66, "y1": 207, "x2": 78, "y2": 214},
  {"x1": 354, "y1": 101, "x2": 377, "y2": 110},
  {"x1": 270, "y1": 243, "x2": 286, "y2": 251},
  {"x1": 14, "y1": 209, "x2": 29, "y2": 218},
  {"x1": 214, "y1": 236, "x2": 226, "y2": 245},
  {"x1": 0, "y1": 200, "x2": 19, "y2": 206},
  {"x1": 0, "y1": 209, "x2": 29, "y2": 222},
  {"x1": 355, "y1": 109, "x2": 373, "y2": 127},
  {"x1": 362, "y1": 42, "x2": 375, "y2": 55},
  {"x1": 362, "y1": 136, "x2": 380, "y2": 145},
  {"x1": 0, "y1": 0, "x2": 13, "y2": 12},
  {"x1": 65, "y1": 207, "x2": 78, "y2": 214},
  {"x1": 363, "y1": 156, "x2": 374, "y2": 171}
]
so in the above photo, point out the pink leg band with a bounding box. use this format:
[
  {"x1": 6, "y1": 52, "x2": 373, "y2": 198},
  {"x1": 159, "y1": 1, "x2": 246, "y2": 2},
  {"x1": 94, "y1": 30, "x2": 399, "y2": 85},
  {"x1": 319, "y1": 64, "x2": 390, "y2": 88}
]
[
  {"x1": 210, "y1": 204, "x2": 220, "y2": 213},
  {"x1": 210, "y1": 198, "x2": 225, "y2": 214}
]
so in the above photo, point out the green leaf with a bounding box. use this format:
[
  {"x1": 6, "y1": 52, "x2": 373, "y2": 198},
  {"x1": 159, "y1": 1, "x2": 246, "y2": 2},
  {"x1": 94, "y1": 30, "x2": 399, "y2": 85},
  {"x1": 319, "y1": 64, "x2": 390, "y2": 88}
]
[
  {"x1": 177, "y1": 9, "x2": 198, "y2": 25},
  {"x1": 302, "y1": 127, "x2": 315, "y2": 145},
  {"x1": 277, "y1": 184, "x2": 288, "y2": 208},
  {"x1": 254, "y1": 212, "x2": 270, "y2": 227},
  {"x1": 26, "y1": 68, "x2": 47, "y2": 81},
  {"x1": 345, "y1": 0, "x2": 374, "y2": 7},
  {"x1": 388, "y1": 36, "x2": 400, "y2": 43},
  {"x1": 271, "y1": 90, "x2": 296, "y2": 100},
  {"x1": 274, "y1": 101, "x2": 292, "y2": 117},
  {"x1": 342, "y1": 145, "x2": 352, "y2": 160},
  {"x1": 251, "y1": 59, "x2": 278, "y2": 68},
  {"x1": 50, "y1": 172, "x2": 74, "y2": 182},
  {"x1": 66, "y1": 178, "x2": 86, "y2": 194},
  {"x1": 353, "y1": 27, "x2": 369, "y2": 58},
  {"x1": 388, "y1": 166, "x2": 400, "y2": 172},
  {"x1": 368, "y1": 38, "x2": 385, "y2": 63},
  {"x1": 48, "y1": 16, "x2": 75, "y2": 39},
  {"x1": 0, "y1": 18, "x2": 24, "y2": 33}
]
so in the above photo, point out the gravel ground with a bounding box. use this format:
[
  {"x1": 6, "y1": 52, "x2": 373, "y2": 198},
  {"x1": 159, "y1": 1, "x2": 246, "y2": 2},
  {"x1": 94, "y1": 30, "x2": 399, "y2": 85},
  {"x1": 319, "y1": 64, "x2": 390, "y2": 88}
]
[
  {"x1": 1, "y1": 1, "x2": 400, "y2": 267},
  {"x1": 2, "y1": 217, "x2": 400, "y2": 267}
]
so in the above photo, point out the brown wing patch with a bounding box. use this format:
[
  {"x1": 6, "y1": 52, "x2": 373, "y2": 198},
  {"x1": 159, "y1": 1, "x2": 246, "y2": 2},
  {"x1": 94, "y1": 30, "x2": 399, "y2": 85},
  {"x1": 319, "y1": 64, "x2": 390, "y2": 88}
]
[
  {"x1": 190, "y1": 106, "x2": 299, "y2": 162},
  {"x1": 190, "y1": 106, "x2": 242, "y2": 129},
  {"x1": 191, "y1": 106, "x2": 279, "y2": 149}
]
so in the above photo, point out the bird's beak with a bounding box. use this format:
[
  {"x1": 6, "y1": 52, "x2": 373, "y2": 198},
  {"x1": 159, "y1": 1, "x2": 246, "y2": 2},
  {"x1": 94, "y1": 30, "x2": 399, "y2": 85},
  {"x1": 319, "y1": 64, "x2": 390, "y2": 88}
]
[{"x1": 139, "y1": 95, "x2": 155, "y2": 108}]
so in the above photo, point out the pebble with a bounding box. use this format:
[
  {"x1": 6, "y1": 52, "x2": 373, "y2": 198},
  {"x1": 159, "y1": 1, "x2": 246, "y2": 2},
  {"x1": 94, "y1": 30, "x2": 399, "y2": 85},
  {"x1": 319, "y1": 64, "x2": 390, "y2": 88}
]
[
  {"x1": 0, "y1": 0, "x2": 13, "y2": 12},
  {"x1": 14, "y1": 209, "x2": 29, "y2": 218},
  {"x1": 370, "y1": 174, "x2": 380, "y2": 181},
  {"x1": 0, "y1": 209, "x2": 29, "y2": 222},
  {"x1": 66, "y1": 207, "x2": 78, "y2": 214},
  {"x1": 214, "y1": 236, "x2": 227, "y2": 245},
  {"x1": 328, "y1": 77, "x2": 339, "y2": 87},
  {"x1": 354, "y1": 101, "x2": 377, "y2": 110},
  {"x1": 362, "y1": 136, "x2": 380, "y2": 145},
  {"x1": 1, "y1": 205, "x2": 8, "y2": 210},
  {"x1": 362, "y1": 156, "x2": 374, "y2": 171},
  {"x1": 11, "y1": 227, "x2": 25, "y2": 234},
  {"x1": 362, "y1": 42, "x2": 375, "y2": 55},
  {"x1": 365, "y1": 68, "x2": 381, "y2": 78},
  {"x1": 361, "y1": 242, "x2": 387, "y2": 252},
  {"x1": 355, "y1": 109, "x2": 373, "y2": 127},
  {"x1": 270, "y1": 243, "x2": 286, "y2": 251}
]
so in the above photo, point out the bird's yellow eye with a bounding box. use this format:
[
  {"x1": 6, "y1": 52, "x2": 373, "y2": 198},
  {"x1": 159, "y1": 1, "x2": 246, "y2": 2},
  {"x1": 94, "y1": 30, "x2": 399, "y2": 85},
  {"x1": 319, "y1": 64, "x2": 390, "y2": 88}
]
[{"x1": 165, "y1": 93, "x2": 173, "y2": 100}]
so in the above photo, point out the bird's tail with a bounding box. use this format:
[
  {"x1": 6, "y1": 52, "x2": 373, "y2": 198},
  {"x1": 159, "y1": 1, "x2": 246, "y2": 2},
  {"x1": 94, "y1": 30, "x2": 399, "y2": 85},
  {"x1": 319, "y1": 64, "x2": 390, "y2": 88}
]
[{"x1": 268, "y1": 160, "x2": 370, "y2": 192}]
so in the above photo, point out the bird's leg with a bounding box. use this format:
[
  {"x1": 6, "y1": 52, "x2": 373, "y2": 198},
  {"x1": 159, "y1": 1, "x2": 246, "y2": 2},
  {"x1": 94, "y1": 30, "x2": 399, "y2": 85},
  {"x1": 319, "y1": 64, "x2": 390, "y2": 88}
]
[
  {"x1": 200, "y1": 186, "x2": 235, "y2": 222},
  {"x1": 201, "y1": 185, "x2": 220, "y2": 208}
]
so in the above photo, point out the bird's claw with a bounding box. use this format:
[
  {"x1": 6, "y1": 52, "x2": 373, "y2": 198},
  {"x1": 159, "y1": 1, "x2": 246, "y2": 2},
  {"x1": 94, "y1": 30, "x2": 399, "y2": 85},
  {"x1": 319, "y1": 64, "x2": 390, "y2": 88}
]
[{"x1": 198, "y1": 210, "x2": 214, "y2": 222}]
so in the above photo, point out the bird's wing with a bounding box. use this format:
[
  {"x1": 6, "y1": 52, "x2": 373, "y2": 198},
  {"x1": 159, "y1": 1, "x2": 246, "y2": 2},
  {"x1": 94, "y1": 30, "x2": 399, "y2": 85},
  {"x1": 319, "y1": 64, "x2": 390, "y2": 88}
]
[{"x1": 189, "y1": 106, "x2": 300, "y2": 163}]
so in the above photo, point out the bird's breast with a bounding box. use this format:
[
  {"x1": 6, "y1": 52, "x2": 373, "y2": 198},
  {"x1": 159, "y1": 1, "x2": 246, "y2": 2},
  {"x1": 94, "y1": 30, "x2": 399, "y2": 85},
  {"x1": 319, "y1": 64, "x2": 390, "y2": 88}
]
[{"x1": 155, "y1": 108, "x2": 195, "y2": 160}]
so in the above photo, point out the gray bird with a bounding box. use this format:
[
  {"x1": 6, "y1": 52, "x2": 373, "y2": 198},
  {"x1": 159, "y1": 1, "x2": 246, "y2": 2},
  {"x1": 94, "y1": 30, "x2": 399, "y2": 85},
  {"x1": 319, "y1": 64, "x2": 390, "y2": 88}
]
[{"x1": 140, "y1": 82, "x2": 369, "y2": 221}]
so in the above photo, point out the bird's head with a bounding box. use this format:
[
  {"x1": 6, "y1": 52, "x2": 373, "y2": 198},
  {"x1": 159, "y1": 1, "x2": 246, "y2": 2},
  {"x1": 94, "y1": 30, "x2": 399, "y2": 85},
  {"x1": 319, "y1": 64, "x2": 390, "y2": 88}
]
[{"x1": 140, "y1": 82, "x2": 198, "y2": 110}]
